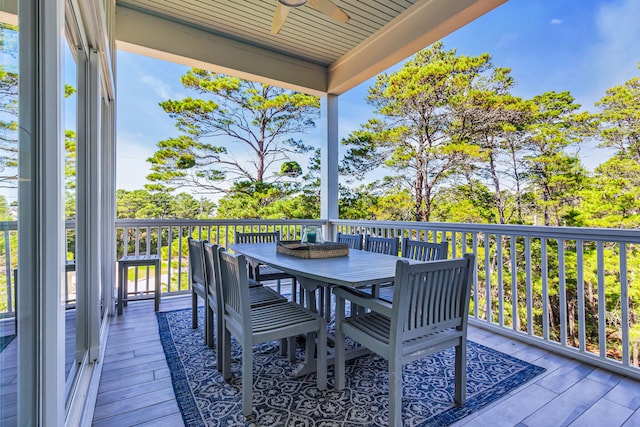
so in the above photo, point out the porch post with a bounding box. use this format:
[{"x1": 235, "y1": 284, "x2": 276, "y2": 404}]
[
  {"x1": 76, "y1": 48, "x2": 103, "y2": 362},
  {"x1": 320, "y1": 94, "x2": 339, "y2": 239},
  {"x1": 19, "y1": 0, "x2": 65, "y2": 424}
]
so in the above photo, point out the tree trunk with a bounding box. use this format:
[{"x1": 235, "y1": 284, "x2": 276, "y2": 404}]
[
  {"x1": 568, "y1": 300, "x2": 576, "y2": 347},
  {"x1": 508, "y1": 140, "x2": 525, "y2": 222},
  {"x1": 488, "y1": 150, "x2": 505, "y2": 224}
]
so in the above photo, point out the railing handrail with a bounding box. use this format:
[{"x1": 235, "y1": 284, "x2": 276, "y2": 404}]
[
  {"x1": 331, "y1": 219, "x2": 640, "y2": 243},
  {"x1": 114, "y1": 218, "x2": 325, "y2": 227}
]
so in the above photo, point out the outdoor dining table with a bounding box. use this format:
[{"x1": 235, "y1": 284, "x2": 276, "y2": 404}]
[{"x1": 230, "y1": 242, "x2": 423, "y2": 376}]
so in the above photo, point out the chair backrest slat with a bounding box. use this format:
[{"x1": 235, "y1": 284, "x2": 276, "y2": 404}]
[
  {"x1": 203, "y1": 243, "x2": 219, "y2": 302},
  {"x1": 218, "y1": 248, "x2": 252, "y2": 329},
  {"x1": 188, "y1": 237, "x2": 207, "y2": 285},
  {"x1": 401, "y1": 238, "x2": 448, "y2": 261},
  {"x1": 364, "y1": 235, "x2": 399, "y2": 256},
  {"x1": 392, "y1": 254, "x2": 474, "y2": 343},
  {"x1": 236, "y1": 231, "x2": 280, "y2": 244},
  {"x1": 336, "y1": 232, "x2": 363, "y2": 250}
]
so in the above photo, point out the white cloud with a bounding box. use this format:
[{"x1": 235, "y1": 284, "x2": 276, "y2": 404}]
[
  {"x1": 550, "y1": 18, "x2": 562, "y2": 25},
  {"x1": 138, "y1": 73, "x2": 180, "y2": 100}
]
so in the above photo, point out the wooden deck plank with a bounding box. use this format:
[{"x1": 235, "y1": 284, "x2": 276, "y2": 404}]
[{"x1": 93, "y1": 295, "x2": 640, "y2": 427}]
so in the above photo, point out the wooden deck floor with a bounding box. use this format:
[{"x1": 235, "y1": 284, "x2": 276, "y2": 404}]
[{"x1": 92, "y1": 295, "x2": 640, "y2": 427}]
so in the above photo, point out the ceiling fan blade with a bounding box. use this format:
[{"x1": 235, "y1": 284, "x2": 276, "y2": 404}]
[
  {"x1": 271, "y1": 3, "x2": 291, "y2": 34},
  {"x1": 308, "y1": 0, "x2": 349, "y2": 23}
]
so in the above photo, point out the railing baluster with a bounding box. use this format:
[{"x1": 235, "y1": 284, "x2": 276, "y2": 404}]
[
  {"x1": 484, "y1": 232, "x2": 491, "y2": 322},
  {"x1": 3, "y1": 227, "x2": 13, "y2": 314},
  {"x1": 525, "y1": 237, "x2": 532, "y2": 335},
  {"x1": 511, "y1": 235, "x2": 518, "y2": 331},
  {"x1": 577, "y1": 239, "x2": 586, "y2": 353},
  {"x1": 472, "y1": 232, "x2": 478, "y2": 319},
  {"x1": 167, "y1": 226, "x2": 173, "y2": 293},
  {"x1": 497, "y1": 234, "x2": 504, "y2": 327},
  {"x1": 620, "y1": 244, "x2": 630, "y2": 367},
  {"x1": 597, "y1": 241, "x2": 606, "y2": 358},
  {"x1": 541, "y1": 237, "x2": 549, "y2": 340},
  {"x1": 134, "y1": 227, "x2": 140, "y2": 296},
  {"x1": 177, "y1": 226, "x2": 183, "y2": 292},
  {"x1": 559, "y1": 239, "x2": 567, "y2": 347}
]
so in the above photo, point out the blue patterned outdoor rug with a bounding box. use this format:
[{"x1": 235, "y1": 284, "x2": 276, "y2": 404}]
[{"x1": 157, "y1": 308, "x2": 545, "y2": 426}]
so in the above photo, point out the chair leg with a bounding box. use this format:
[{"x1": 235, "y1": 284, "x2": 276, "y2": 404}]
[
  {"x1": 334, "y1": 297, "x2": 346, "y2": 390},
  {"x1": 205, "y1": 303, "x2": 214, "y2": 348},
  {"x1": 216, "y1": 304, "x2": 224, "y2": 372},
  {"x1": 317, "y1": 324, "x2": 327, "y2": 390},
  {"x1": 291, "y1": 278, "x2": 297, "y2": 303},
  {"x1": 191, "y1": 291, "x2": 198, "y2": 329},
  {"x1": 154, "y1": 262, "x2": 161, "y2": 311},
  {"x1": 454, "y1": 341, "x2": 467, "y2": 405},
  {"x1": 242, "y1": 340, "x2": 253, "y2": 416},
  {"x1": 324, "y1": 288, "x2": 331, "y2": 322},
  {"x1": 223, "y1": 328, "x2": 232, "y2": 381},
  {"x1": 388, "y1": 359, "x2": 402, "y2": 427},
  {"x1": 287, "y1": 337, "x2": 296, "y2": 362}
]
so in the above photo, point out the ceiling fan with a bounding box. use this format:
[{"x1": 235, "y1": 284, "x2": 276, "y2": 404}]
[{"x1": 271, "y1": 0, "x2": 350, "y2": 35}]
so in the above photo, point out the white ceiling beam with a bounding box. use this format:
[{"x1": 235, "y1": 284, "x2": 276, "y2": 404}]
[
  {"x1": 115, "y1": 6, "x2": 328, "y2": 95},
  {"x1": 327, "y1": 0, "x2": 508, "y2": 95}
]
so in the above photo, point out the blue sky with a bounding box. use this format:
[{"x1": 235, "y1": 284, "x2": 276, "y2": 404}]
[{"x1": 115, "y1": 0, "x2": 640, "y2": 196}]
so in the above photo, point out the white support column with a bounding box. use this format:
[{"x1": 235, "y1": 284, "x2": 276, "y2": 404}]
[
  {"x1": 18, "y1": 0, "x2": 65, "y2": 424},
  {"x1": 320, "y1": 94, "x2": 339, "y2": 238},
  {"x1": 75, "y1": 48, "x2": 88, "y2": 366},
  {"x1": 88, "y1": 49, "x2": 103, "y2": 360},
  {"x1": 102, "y1": 98, "x2": 116, "y2": 319}
]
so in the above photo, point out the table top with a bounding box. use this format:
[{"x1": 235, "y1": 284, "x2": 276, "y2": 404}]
[{"x1": 230, "y1": 242, "x2": 422, "y2": 288}]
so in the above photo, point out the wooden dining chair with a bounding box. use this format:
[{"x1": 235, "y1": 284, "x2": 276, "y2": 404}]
[
  {"x1": 333, "y1": 254, "x2": 475, "y2": 427},
  {"x1": 401, "y1": 237, "x2": 448, "y2": 261},
  {"x1": 188, "y1": 238, "x2": 208, "y2": 339},
  {"x1": 203, "y1": 243, "x2": 288, "y2": 369},
  {"x1": 235, "y1": 231, "x2": 298, "y2": 299},
  {"x1": 362, "y1": 235, "x2": 400, "y2": 299},
  {"x1": 366, "y1": 238, "x2": 449, "y2": 303},
  {"x1": 336, "y1": 232, "x2": 363, "y2": 250},
  {"x1": 217, "y1": 248, "x2": 327, "y2": 416},
  {"x1": 364, "y1": 234, "x2": 400, "y2": 256}
]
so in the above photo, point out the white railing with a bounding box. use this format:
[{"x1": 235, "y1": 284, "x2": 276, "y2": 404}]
[
  {"x1": 0, "y1": 221, "x2": 77, "y2": 316},
  {"x1": 1, "y1": 218, "x2": 639, "y2": 379},
  {"x1": 115, "y1": 218, "x2": 325, "y2": 298},
  {"x1": 332, "y1": 219, "x2": 640, "y2": 379}
]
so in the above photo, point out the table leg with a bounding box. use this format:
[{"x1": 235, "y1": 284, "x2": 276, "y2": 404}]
[
  {"x1": 117, "y1": 263, "x2": 124, "y2": 315},
  {"x1": 291, "y1": 277, "x2": 371, "y2": 377},
  {"x1": 154, "y1": 260, "x2": 160, "y2": 311}
]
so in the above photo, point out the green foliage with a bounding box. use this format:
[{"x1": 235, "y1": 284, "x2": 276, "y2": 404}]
[
  {"x1": 341, "y1": 42, "x2": 528, "y2": 222},
  {"x1": 280, "y1": 161, "x2": 302, "y2": 178},
  {"x1": 431, "y1": 182, "x2": 497, "y2": 223},
  {"x1": 594, "y1": 64, "x2": 640, "y2": 161},
  {"x1": 214, "y1": 180, "x2": 314, "y2": 219},
  {"x1": 146, "y1": 68, "x2": 320, "y2": 193},
  {"x1": 0, "y1": 33, "x2": 18, "y2": 187},
  {"x1": 339, "y1": 182, "x2": 414, "y2": 221},
  {"x1": 116, "y1": 189, "x2": 214, "y2": 219},
  {"x1": 522, "y1": 91, "x2": 589, "y2": 226}
]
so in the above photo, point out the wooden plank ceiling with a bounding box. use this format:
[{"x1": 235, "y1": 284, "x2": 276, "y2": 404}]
[
  {"x1": 115, "y1": 0, "x2": 508, "y2": 94},
  {"x1": 117, "y1": 0, "x2": 414, "y2": 66}
]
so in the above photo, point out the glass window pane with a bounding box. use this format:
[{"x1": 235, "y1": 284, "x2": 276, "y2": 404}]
[{"x1": 0, "y1": 3, "x2": 19, "y2": 425}]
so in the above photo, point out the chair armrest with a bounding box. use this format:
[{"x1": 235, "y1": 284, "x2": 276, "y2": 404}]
[{"x1": 333, "y1": 286, "x2": 393, "y2": 317}]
